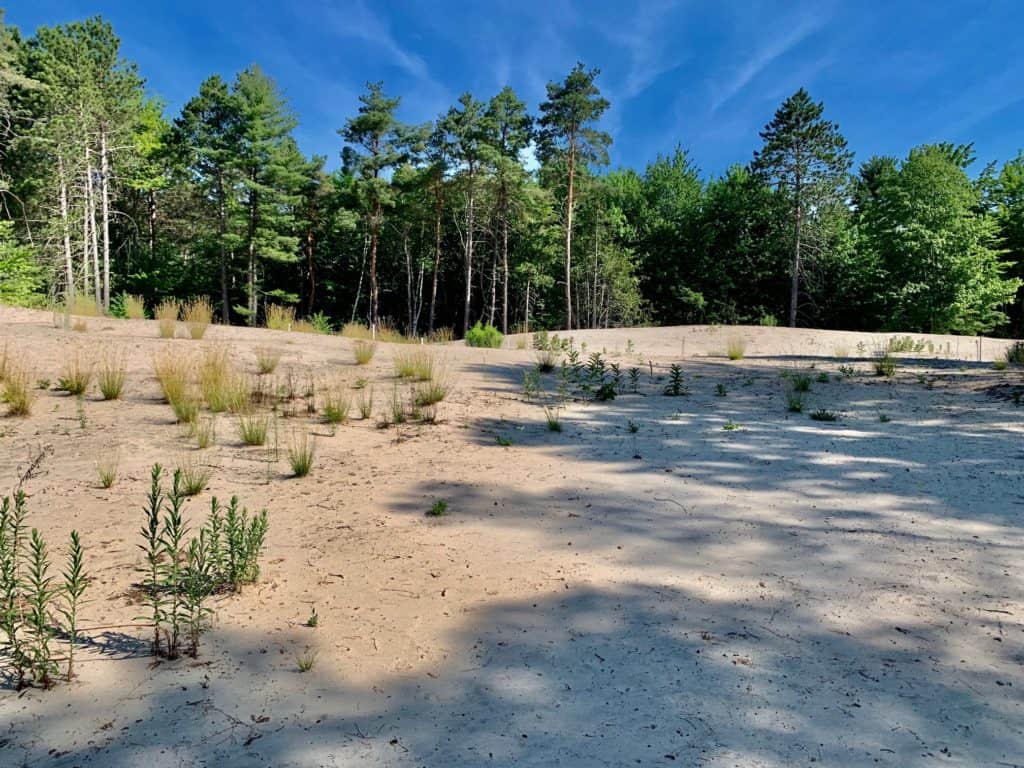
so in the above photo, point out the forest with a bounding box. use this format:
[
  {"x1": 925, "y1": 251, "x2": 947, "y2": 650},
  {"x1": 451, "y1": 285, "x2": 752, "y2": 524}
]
[{"x1": 1, "y1": 14, "x2": 1022, "y2": 338}]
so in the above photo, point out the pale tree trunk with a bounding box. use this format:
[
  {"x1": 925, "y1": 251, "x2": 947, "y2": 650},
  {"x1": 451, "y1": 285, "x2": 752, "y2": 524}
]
[
  {"x1": 368, "y1": 200, "x2": 381, "y2": 326},
  {"x1": 81, "y1": 148, "x2": 91, "y2": 300},
  {"x1": 85, "y1": 151, "x2": 101, "y2": 310},
  {"x1": 501, "y1": 214, "x2": 509, "y2": 334},
  {"x1": 247, "y1": 180, "x2": 257, "y2": 322},
  {"x1": 789, "y1": 167, "x2": 802, "y2": 328},
  {"x1": 217, "y1": 170, "x2": 229, "y2": 323},
  {"x1": 462, "y1": 174, "x2": 475, "y2": 334},
  {"x1": 58, "y1": 154, "x2": 74, "y2": 303},
  {"x1": 524, "y1": 277, "x2": 531, "y2": 334},
  {"x1": 564, "y1": 142, "x2": 576, "y2": 331},
  {"x1": 428, "y1": 186, "x2": 442, "y2": 335},
  {"x1": 99, "y1": 128, "x2": 112, "y2": 312},
  {"x1": 488, "y1": 243, "x2": 497, "y2": 326},
  {"x1": 404, "y1": 228, "x2": 413, "y2": 333}
]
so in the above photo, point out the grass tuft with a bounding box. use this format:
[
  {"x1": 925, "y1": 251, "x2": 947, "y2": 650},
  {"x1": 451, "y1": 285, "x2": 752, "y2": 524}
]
[
  {"x1": 121, "y1": 293, "x2": 146, "y2": 319},
  {"x1": 182, "y1": 297, "x2": 213, "y2": 340},
  {"x1": 175, "y1": 453, "x2": 213, "y2": 496},
  {"x1": 155, "y1": 299, "x2": 179, "y2": 339},
  {"x1": 725, "y1": 335, "x2": 746, "y2": 360},
  {"x1": 96, "y1": 447, "x2": 120, "y2": 488},
  {"x1": 393, "y1": 349, "x2": 435, "y2": 381},
  {"x1": 255, "y1": 347, "x2": 281, "y2": 375},
  {"x1": 3, "y1": 362, "x2": 34, "y2": 416},
  {"x1": 265, "y1": 305, "x2": 295, "y2": 331},
  {"x1": 287, "y1": 430, "x2": 316, "y2": 477},
  {"x1": 353, "y1": 340, "x2": 376, "y2": 365},
  {"x1": 58, "y1": 349, "x2": 93, "y2": 396},
  {"x1": 237, "y1": 411, "x2": 270, "y2": 446},
  {"x1": 97, "y1": 349, "x2": 127, "y2": 400}
]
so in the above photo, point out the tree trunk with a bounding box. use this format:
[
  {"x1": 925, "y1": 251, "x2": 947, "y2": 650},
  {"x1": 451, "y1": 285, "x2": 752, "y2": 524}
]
[
  {"x1": 564, "y1": 143, "x2": 576, "y2": 331},
  {"x1": 428, "y1": 188, "x2": 442, "y2": 335},
  {"x1": 217, "y1": 170, "x2": 229, "y2": 324},
  {"x1": 502, "y1": 213, "x2": 509, "y2": 334},
  {"x1": 488, "y1": 242, "x2": 497, "y2": 326},
  {"x1": 462, "y1": 176, "x2": 475, "y2": 334},
  {"x1": 85, "y1": 151, "x2": 101, "y2": 311},
  {"x1": 351, "y1": 234, "x2": 368, "y2": 324},
  {"x1": 58, "y1": 155, "x2": 74, "y2": 304},
  {"x1": 790, "y1": 171, "x2": 801, "y2": 328},
  {"x1": 524, "y1": 277, "x2": 531, "y2": 334},
  {"x1": 404, "y1": 228, "x2": 413, "y2": 334},
  {"x1": 99, "y1": 128, "x2": 112, "y2": 312},
  {"x1": 148, "y1": 189, "x2": 157, "y2": 260},
  {"x1": 305, "y1": 226, "x2": 316, "y2": 316},
  {"x1": 368, "y1": 200, "x2": 380, "y2": 327},
  {"x1": 247, "y1": 173, "x2": 257, "y2": 322}
]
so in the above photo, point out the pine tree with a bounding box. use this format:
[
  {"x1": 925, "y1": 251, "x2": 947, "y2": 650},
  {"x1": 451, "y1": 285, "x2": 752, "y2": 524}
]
[
  {"x1": 753, "y1": 88, "x2": 852, "y2": 327},
  {"x1": 538, "y1": 63, "x2": 611, "y2": 330}
]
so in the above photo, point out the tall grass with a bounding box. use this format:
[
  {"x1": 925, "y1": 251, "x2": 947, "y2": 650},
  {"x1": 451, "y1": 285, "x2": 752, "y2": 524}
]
[
  {"x1": 69, "y1": 294, "x2": 101, "y2": 317},
  {"x1": 175, "y1": 453, "x2": 213, "y2": 496},
  {"x1": 353, "y1": 340, "x2": 376, "y2": 365},
  {"x1": 3, "y1": 362, "x2": 34, "y2": 416},
  {"x1": 97, "y1": 349, "x2": 127, "y2": 400},
  {"x1": 255, "y1": 347, "x2": 281, "y2": 375},
  {"x1": 265, "y1": 304, "x2": 295, "y2": 331},
  {"x1": 121, "y1": 293, "x2": 146, "y2": 320},
  {"x1": 96, "y1": 447, "x2": 119, "y2": 488},
  {"x1": 153, "y1": 347, "x2": 194, "y2": 403},
  {"x1": 322, "y1": 387, "x2": 350, "y2": 424},
  {"x1": 357, "y1": 387, "x2": 374, "y2": 419},
  {"x1": 287, "y1": 431, "x2": 316, "y2": 477},
  {"x1": 725, "y1": 336, "x2": 746, "y2": 360},
  {"x1": 59, "y1": 349, "x2": 93, "y2": 395},
  {"x1": 155, "y1": 300, "x2": 179, "y2": 339},
  {"x1": 341, "y1": 320, "x2": 409, "y2": 343},
  {"x1": 182, "y1": 298, "x2": 213, "y2": 340},
  {"x1": 414, "y1": 375, "x2": 450, "y2": 407},
  {"x1": 199, "y1": 347, "x2": 249, "y2": 412},
  {"x1": 393, "y1": 349, "x2": 435, "y2": 381},
  {"x1": 237, "y1": 411, "x2": 270, "y2": 445}
]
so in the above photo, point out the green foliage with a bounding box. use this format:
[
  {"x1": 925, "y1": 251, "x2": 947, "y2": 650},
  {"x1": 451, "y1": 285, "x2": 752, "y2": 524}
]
[
  {"x1": 426, "y1": 500, "x2": 448, "y2": 517},
  {"x1": 465, "y1": 321, "x2": 503, "y2": 348},
  {"x1": 0, "y1": 222, "x2": 44, "y2": 306},
  {"x1": 664, "y1": 364, "x2": 687, "y2": 396},
  {"x1": 810, "y1": 409, "x2": 839, "y2": 422}
]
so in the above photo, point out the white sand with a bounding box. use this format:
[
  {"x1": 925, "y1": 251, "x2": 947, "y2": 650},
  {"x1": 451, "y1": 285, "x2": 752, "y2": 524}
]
[{"x1": 1, "y1": 307, "x2": 1022, "y2": 766}]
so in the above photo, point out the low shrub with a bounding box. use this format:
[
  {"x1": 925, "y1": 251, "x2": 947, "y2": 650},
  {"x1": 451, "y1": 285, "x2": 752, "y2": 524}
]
[{"x1": 464, "y1": 321, "x2": 503, "y2": 348}]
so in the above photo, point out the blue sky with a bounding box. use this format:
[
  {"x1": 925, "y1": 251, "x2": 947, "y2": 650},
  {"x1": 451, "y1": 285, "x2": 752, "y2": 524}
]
[{"x1": 10, "y1": 1, "x2": 1024, "y2": 176}]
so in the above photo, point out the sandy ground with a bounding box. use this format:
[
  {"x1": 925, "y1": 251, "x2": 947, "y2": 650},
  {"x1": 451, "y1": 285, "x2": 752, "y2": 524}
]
[{"x1": 0, "y1": 306, "x2": 1022, "y2": 767}]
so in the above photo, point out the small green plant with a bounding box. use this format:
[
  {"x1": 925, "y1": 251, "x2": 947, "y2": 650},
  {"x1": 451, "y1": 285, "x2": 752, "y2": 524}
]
[
  {"x1": 878, "y1": 413, "x2": 891, "y2": 423},
  {"x1": 353, "y1": 377, "x2": 368, "y2": 390},
  {"x1": 357, "y1": 387, "x2": 375, "y2": 420},
  {"x1": 816, "y1": 372, "x2": 830, "y2": 383},
  {"x1": 523, "y1": 368, "x2": 542, "y2": 400},
  {"x1": 874, "y1": 354, "x2": 896, "y2": 377},
  {"x1": 722, "y1": 420, "x2": 740, "y2": 431},
  {"x1": 97, "y1": 350, "x2": 127, "y2": 400},
  {"x1": 297, "y1": 649, "x2": 317, "y2": 672},
  {"x1": 168, "y1": 388, "x2": 201, "y2": 425},
  {"x1": 465, "y1": 321, "x2": 503, "y2": 348},
  {"x1": 353, "y1": 340, "x2": 376, "y2": 365},
  {"x1": 594, "y1": 380, "x2": 616, "y2": 401},
  {"x1": 626, "y1": 419, "x2": 639, "y2": 434},
  {"x1": 36, "y1": 378, "x2": 50, "y2": 390},
  {"x1": 238, "y1": 411, "x2": 270, "y2": 446},
  {"x1": 386, "y1": 385, "x2": 406, "y2": 425},
  {"x1": 994, "y1": 358, "x2": 1008, "y2": 371},
  {"x1": 783, "y1": 381, "x2": 804, "y2": 413},
  {"x1": 759, "y1": 313, "x2": 778, "y2": 327},
  {"x1": 544, "y1": 406, "x2": 562, "y2": 432},
  {"x1": 1004, "y1": 341, "x2": 1024, "y2": 366},
  {"x1": 322, "y1": 389, "x2": 350, "y2": 424},
  {"x1": 715, "y1": 383, "x2": 727, "y2": 397},
  {"x1": 809, "y1": 409, "x2": 839, "y2": 422},
  {"x1": 255, "y1": 347, "x2": 281, "y2": 375},
  {"x1": 790, "y1": 371, "x2": 812, "y2": 392},
  {"x1": 426, "y1": 499, "x2": 448, "y2": 517},
  {"x1": 496, "y1": 435, "x2": 514, "y2": 446},
  {"x1": 96, "y1": 447, "x2": 119, "y2": 488},
  {"x1": 664, "y1": 364, "x2": 687, "y2": 396},
  {"x1": 305, "y1": 607, "x2": 319, "y2": 628},
  {"x1": 628, "y1": 367, "x2": 640, "y2": 393},
  {"x1": 287, "y1": 431, "x2": 316, "y2": 477},
  {"x1": 838, "y1": 364, "x2": 855, "y2": 378},
  {"x1": 414, "y1": 377, "x2": 449, "y2": 407}
]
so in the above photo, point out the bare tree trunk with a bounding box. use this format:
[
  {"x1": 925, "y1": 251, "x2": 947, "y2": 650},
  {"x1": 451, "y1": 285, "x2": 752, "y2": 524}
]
[
  {"x1": 305, "y1": 226, "x2": 316, "y2": 316},
  {"x1": 217, "y1": 171, "x2": 229, "y2": 324},
  {"x1": 85, "y1": 151, "x2": 101, "y2": 311},
  {"x1": 501, "y1": 214, "x2": 509, "y2": 334},
  {"x1": 148, "y1": 189, "x2": 157, "y2": 259},
  {"x1": 564, "y1": 144, "x2": 576, "y2": 331},
  {"x1": 99, "y1": 128, "x2": 111, "y2": 312},
  {"x1": 488, "y1": 243, "x2": 497, "y2": 326},
  {"x1": 351, "y1": 234, "x2": 368, "y2": 324},
  {"x1": 428, "y1": 187, "x2": 443, "y2": 335},
  {"x1": 58, "y1": 155, "x2": 74, "y2": 303},
  {"x1": 462, "y1": 178, "x2": 475, "y2": 334},
  {"x1": 368, "y1": 201, "x2": 380, "y2": 326},
  {"x1": 403, "y1": 228, "x2": 413, "y2": 333},
  {"x1": 524, "y1": 277, "x2": 531, "y2": 334},
  {"x1": 247, "y1": 174, "x2": 257, "y2": 322}
]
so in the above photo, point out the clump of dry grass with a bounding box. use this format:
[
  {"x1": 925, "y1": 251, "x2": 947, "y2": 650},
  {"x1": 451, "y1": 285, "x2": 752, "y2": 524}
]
[
  {"x1": 357, "y1": 387, "x2": 374, "y2": 419},
  {"x1": 193, "y1": 416, "x2": 217, "y2": 449},
  {"x1": 175, "y1": 452, "x2": 213, "y2": 496},
  {"x1": 255, "y1": 347, "x2": 281, "y2": 375},
  {"x1": 199, "y1": 347, "x2": 249, "y2": 413},
  {"x1": 322, "y1": 386, "x2": 350, "y2": 424},
  {"x1": 265, "y1": 304, "x2": 295, "y2": 331},
  {"x1": 71, "y1": 318, "x2": 89, "y2": 332},
  {"x1": 122, "y1": 293, "x2": 146, "y2": 319},
  {"x1": 96, "y1": 447, "x2": 119, "y2": 488},
  {"x1": 59, "y1": 349, "x2": 94, "y2": 396},
  {"x1": 393, "y1": 349, "x2": 435, "y2": 381},
  {"x1": 353, "y1": 340, "x2": 376, "y2": 365},
  {"x1": 69, "y1": 294, "x2": 100, "y2": 317},
  {"x1": 153, "y1": 347, "x2": 194, "y2": 402},
  {"x1": 155, "y1": 300, "x2": 179, "y2": 339},
  {"x1": 341, "y1": 320, "x2": 410, "y2": 344},
  {"x1": 182, "y1": 297, "x2": 213, "y2": 340},
  {"x1": 0, "y1": 338, "x2": 9, "y2": 382},
  {"x1": 237, "y1": 411, "x2": 270, "y2": 446},
  {"x1": 725, "y1": 335, "x2": 746, "y2": 361},
  {"x1": 97, "y1": 349, "x2": 127, "y2": 400},
  {"x1": 3, "y1": 361, "x2": 34, "y2": 416}
]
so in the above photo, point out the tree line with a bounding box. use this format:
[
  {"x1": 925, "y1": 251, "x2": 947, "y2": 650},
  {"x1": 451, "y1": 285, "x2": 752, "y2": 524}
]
[{"x1": 1, "y1": 14, "x2": 1022, "y2": 337}]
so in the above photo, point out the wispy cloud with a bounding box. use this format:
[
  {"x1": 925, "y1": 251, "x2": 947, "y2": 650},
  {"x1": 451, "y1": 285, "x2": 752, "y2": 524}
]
[
  {"x1": 324, "y1": 0, "x2": 435, "y2": 85},
  {"x1": 709, "y1": 11, "x2": 830, "y2": 113}
]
